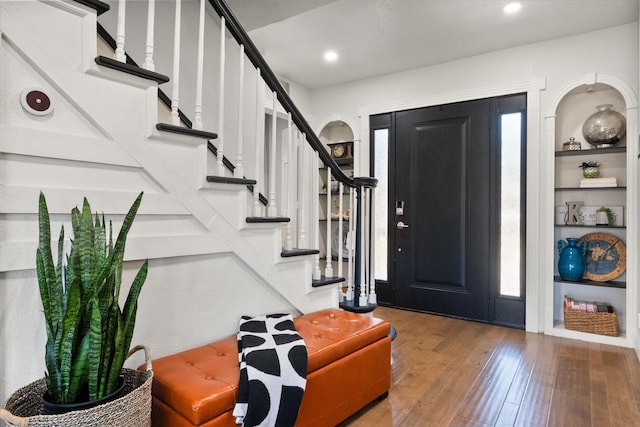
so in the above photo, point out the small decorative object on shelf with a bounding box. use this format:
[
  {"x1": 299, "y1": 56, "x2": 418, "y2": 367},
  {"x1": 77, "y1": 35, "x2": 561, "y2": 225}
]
[
  {"x1": 579, "y1": 232, "x2": 626, "y2": 281},
  {"x1": 579, "y1": 176, "x2": 617, "y2": 188},
  {"x1": 328, "y1": 141, "x2": 354, "y2": 161},
  {"x1": 582, "y1": 104, "x2": 626, "y2": 147},
  {"x1": 562, "y1": 137, "x2": 582, "y2": 151},
  {"x1": 564, "y1": 201, "x2": 584, "y2": 225},
  {"x1": 557, "y1": 237, "x2": 587, "y2": 281},
  {"x1": 596, "y1": 206, "x2": 616, "y2": 227},
  {"x1": 563, "y1": 296, "x2": 618, "y2": 336},
  {"x1": 579, "y1": 161, "x2": 600, "y2": 178}
]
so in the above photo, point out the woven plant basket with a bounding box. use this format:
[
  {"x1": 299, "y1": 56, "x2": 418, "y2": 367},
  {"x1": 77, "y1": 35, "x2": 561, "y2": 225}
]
[
  {"x1": 0, "y1": 346, "x2": 153, "y2": 427},
  {"x1": 564, "y1": 308, "x2": 618, "y2": 337}
]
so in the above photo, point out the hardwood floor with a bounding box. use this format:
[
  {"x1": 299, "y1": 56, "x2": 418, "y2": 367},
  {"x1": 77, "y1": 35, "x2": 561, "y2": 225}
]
[{"x1": 340, "y1": 307, "x2": 640, "y2": 427}]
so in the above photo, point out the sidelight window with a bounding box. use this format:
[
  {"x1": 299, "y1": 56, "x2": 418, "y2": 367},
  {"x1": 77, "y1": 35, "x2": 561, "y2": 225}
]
[
  {"x1": 374, "y1": 128, "x2": 389, "y2": 281},
  {"x1": 499, "y1": 112, "x2": 523, "y2": 297}
]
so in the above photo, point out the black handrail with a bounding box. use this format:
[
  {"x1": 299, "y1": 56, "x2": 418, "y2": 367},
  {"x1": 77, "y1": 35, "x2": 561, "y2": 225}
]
[{"x1": 209, "y1": 0, "x2": 376, "y2": 190}]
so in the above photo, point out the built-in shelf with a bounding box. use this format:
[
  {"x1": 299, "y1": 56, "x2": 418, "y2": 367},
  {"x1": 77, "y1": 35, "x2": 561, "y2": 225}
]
[
  {"x1": 554, "y1": 224, "x2": 626, "y2": 229},
  {"x1": 548, "y1": 76, "x2": 636, "y2": 347},
  {"x1": 555, "y1": 146, "x2": 626, "y2": 157},
  {"x1": 553, "y1": 275, "x2": 626, "y2": 289},
  {"x1": 555, "y1": 186, "x2": 626, "y2": 191},
  {"x1": 552, "y1": 321, "x2": 626, "y2": 345}
]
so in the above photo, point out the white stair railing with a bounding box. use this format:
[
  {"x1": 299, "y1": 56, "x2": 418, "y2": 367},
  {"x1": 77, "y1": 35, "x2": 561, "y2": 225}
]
[
  {"x1": 170, "y1": 0, "x2": 182, "y2": 126},
  {"x1": 298, "y1": 136, "x2": 309, "y2": 249},
  {"x1": 99, "y1": 0, "x2": 378, "y2": 303},
  {"x1": 324, "y1": 167, "x2": 333, "y2": 278},
  {"x1": 338, "y1": 182, "x2": 344, "y2": 278},
  {"x1": 267, "y1": 91, "x2": 278, "y2": 216},
  {"x1": 312, "y1": 152, "x2": 322, "y2": 280},
  {"x1": 359, "y1": 187, "x2": 368, "y2": 306},
  {"x1": 114, "y1": 0, "x2": 126, "y2": 62},
  {"x1": 234, "y1": 44, "x2": 245, "y2": 178},
  {"x1": 193, "y1": 0, "x2": 206, "y2": 130},
  {"x1": 253, "y1": 69, "x2": 264, "y2": 217},
  {"x1": 346, "y1": 186, "x2": 355, "y2": 301},
  {"x1": 368, "y1": 187, "x2": 377, "y2": 304},
  {"x1": 216, "y1": 16, "x2": 226, "y2": 174},
  {"x1": 283, "y1": 113, "x2": 294, "y2": 250},
  {"x1": 142, "y1": 0, "x2": 155, "y2": 71}
]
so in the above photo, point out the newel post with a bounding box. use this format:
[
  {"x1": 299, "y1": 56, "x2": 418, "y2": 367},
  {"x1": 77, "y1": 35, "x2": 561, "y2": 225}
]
[{"x1": 352, "y1": 177, "x2": 377, "y2": 307}]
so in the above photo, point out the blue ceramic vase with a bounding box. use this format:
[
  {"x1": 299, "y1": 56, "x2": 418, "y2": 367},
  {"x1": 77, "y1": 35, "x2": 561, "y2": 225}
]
[{"x1": 557, "y1": 238, "x2": 587, "y2": 281}]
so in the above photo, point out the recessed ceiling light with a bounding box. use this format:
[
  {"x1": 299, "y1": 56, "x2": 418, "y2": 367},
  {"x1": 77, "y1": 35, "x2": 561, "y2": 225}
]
[
  {"x1": 324, "y1": 51, "x2": 338, "y2": 63},
  {"x1": 503, "y1": 2, "x2": 522, "y2": 14}
]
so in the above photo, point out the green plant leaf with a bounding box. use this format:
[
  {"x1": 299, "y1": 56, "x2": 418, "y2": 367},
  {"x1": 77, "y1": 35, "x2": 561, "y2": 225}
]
[
  {"x1": 68, "y1": 329, "x2": 90, "y2": 402},
  {"x1": 121, "y1": 260, "x2": 148, "y2": 352},
  {"x1": 105, "y1": 304, "x2": 123, "y2": 394},
  {"x1": 58, "y1": 278, "x2": 82, "y2": 403},
  {"x1": 37, "y1": 193, "x2": 63, "y2": 332},
  {"x1": 87, "y1": 298, "x2": 103, "y2": 400}
]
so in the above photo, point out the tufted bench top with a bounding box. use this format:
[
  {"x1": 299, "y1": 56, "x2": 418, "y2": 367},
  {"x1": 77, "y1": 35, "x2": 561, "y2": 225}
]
[{"x1": 150, "y1": 309, "x2": 390, "y2": 426}]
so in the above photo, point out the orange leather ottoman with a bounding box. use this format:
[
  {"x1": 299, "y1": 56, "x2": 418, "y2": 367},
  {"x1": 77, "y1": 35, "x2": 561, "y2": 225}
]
[{"x1": 149, "y1": 309, "x2": 391, "y2": 427}]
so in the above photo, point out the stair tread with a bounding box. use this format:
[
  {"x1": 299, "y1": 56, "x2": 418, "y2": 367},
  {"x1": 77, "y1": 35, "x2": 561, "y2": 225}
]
[
  {"x1": 95, "y1": 56, "x2": 169, "y2": 83},
  {"x1": 206, "y1": 176, "x2": 257, "y2": 185},
  {"x1": 312, "y1": 275, "x2": 346, "y2": 287},
  {"x1": 281, "y1": 248, "x2": 320, "y2": 257},
  {"x1": 246, "y1": 217, "x2": 290, "y2": 223},
  {"x1": 157, "y1": 123, "x2": 217, "y2": 140}
]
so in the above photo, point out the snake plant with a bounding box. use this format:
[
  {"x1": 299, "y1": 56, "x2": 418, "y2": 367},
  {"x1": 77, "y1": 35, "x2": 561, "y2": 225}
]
[{"x1": 36, "y1": 192, "x2": 148, "y2": 404}]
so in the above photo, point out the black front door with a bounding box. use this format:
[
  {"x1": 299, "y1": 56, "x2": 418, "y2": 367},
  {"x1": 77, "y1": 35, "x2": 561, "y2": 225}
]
[
  {"x1": 372, "y1": 94, "x2": 526, "y2": 326},
  {"x1": 394, "y1": 99, "x2": 493, "y2": 320}
]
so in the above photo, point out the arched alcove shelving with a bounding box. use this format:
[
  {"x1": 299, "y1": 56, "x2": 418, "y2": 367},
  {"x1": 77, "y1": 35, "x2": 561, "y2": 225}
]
[{"x1": 545, "y1": 73, "x2": 638, "y2": 347}]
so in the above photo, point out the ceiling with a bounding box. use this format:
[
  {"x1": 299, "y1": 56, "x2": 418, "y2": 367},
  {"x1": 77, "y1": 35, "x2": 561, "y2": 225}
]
[{"x1": 227, "y1": 0, "x2": 639, "y2": 90}]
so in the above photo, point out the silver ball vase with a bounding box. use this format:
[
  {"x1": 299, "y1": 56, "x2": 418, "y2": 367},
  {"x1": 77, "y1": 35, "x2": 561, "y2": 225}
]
[{"x1": 582, "y1": 104, "x2": 626, "y2": 148}]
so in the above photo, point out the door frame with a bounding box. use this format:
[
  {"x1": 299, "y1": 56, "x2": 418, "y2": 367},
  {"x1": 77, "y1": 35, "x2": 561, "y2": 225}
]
[{"x1": 358, "y1": 79, "x2": 546, "y2": 333}]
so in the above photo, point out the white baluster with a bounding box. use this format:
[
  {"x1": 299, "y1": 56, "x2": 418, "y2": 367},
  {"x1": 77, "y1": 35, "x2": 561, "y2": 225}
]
[
  {"x1": 170, "y1": 0, "x2": 182, "y2": 125},
  {"x1": 359, "y1": 187, "x2": 368, "y2": 306},
  {"x1": 298, "y1": 134, "x2": 308, "y2": 248},
  {"x1": 324, "y1": 167, "x2": 333, "y2": 278},
  {"x1": 235, "y1": 45, "x2": 245, "y2": 178},
  {"x1": 114, "y1": 0, "x2": 127, "y2": 62},
  {"x1": 216, "y1": 16, "x2": 226, "y2": 174},
  {"x1": 368, "y1": 187, "x2": 377, "y2": 304},
  {"x1": 338, "y1": 182, "x2": 344, "y2": 277},
  {"x1": 268, "y1": 91, "x2": 278, "y2": 216},
  {"x1": 193, "y1": 0, "x2": 206, "y2": 130},
  {"x1": 252, "y1": 68, "x2": 263, "y2": 217},
  {"x1": 346, "y1": 187, "x2": 355, "y2": 301},
  {"x1": 312, "y1": 154, "x2": 322, "y2": 280},
  {"x1": 283, "y1": 113, "x2": 294, "y2": 251},
  {"x1": 142, "y1": 0, "x2": 155, "y2": 71},
  {"x1": 293, "y1": 131, "x2": 301, "y2": 249}
]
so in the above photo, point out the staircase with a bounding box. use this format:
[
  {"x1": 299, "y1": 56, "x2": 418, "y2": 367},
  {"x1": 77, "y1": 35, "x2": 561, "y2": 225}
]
[{"x1": 0, "y1": 0, "x2": 377, "y2": 403}]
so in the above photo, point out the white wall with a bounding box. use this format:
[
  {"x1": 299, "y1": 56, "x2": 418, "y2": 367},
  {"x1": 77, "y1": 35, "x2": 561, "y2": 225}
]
[{"x1": 309, "y1": 23, "x2": 639, "y2": 337}]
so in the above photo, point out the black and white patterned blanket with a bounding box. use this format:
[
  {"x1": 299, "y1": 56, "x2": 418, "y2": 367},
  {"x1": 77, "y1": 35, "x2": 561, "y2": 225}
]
[{"x1": 233, "y1": 314, "x2": 307, "y2": 427}]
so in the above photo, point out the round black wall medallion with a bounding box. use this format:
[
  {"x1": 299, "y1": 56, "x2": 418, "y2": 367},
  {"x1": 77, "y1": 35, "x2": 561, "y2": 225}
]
[{"x1": 20, "y1": 88, "x2": 53, "y2": 116}]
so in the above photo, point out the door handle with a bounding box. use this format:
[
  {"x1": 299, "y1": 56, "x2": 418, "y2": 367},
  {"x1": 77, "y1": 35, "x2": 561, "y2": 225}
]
[{"x1": 397, "y1": 221, "x2": 409, "y2": 230}]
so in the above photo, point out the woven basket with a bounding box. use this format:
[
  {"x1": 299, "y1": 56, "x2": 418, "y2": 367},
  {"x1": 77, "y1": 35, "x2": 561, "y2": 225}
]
[
  {"x1": 564, "y1": 308, "x2": 618, "y2": 337},
  {"x1": 0, "y1": 345, "x2": 153, "y2": 427}
]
